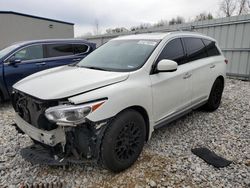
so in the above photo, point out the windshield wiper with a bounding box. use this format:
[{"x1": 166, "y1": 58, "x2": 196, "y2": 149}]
[
  {"x1": 68, "y1": 62, "x2": 78, "y2": 67},
  {"x1": 81, "y1": 66, "x2": 107, "y2": 71}
]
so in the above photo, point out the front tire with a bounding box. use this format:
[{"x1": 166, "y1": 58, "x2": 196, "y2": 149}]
[
  {"x1": 101, "y1": 109, "x2": 146, "y2": 172},
  {"x1": 0, "y1": 97, "x2": 2, "y2": 103},
  {"x1": 203, "y1": 78, "x2": 224, "y2": 111},
  {"x1": 0, "y1": 91, "x2": 3, "y2": 103}
]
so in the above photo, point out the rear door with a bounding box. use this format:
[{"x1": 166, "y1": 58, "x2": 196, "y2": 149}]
[
  {"x1": 42, "y1": 43, "x2": 90, "y2": 70},
  {"x1": 183, "y1": 37, "x2": 214, "y2": 105},
  {"x1": 3, "y1": 44, "x2": 45, "y2": 93},
  {"x1": 202, "y1": 39, "x2": 223, "y2": 79},
  {"x1": 42, "y1": 43, "x2": 75, "y2": 70},
  {"x1": 150, "y1": 38, "x2": 193, "y2": 124}
]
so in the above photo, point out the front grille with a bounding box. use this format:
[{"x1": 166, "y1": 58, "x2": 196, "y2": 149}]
[{"x1": 12, "y1": 91, "x2": 58, "y2": 131}]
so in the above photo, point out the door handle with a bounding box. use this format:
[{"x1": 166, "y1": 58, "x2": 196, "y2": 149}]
[
  {"x1": 36, "y1": 62, "x2": 46, "y2": 66},
  {"x1": 210, "y1": 64, "x2": 216, "y2": 69},
  {"x1": 183, "y1": 72, "x2": 192, "y2": 79}
]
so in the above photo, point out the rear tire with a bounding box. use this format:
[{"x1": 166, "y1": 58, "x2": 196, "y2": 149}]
[
  {"x1": 203, "y1": 78, "x2": 224, "y2": 111},
  {"x1": 101, "y1": 109, "x2": 146, "y2": 172}
]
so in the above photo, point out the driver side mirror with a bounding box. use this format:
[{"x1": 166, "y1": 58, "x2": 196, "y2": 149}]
[
  {"x1": 156, "y1": 59, "x2": 178, "y2": 73},
  {"x1": 8, "y1": 57, "x2": 21, "y2": 65}
]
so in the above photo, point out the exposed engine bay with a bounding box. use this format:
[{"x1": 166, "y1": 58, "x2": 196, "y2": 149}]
[{"x1": 12, "y1": 91, "x2": 110, "y2": 166}]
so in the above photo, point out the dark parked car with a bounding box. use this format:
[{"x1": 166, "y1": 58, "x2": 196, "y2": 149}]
[{"x1": 0, "y1": 39, "x2": 96, "y2": 102}]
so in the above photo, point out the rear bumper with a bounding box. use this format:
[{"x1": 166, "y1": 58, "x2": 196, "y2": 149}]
[{"x1": 14, "y1": 113, "x2": 66, "y2": 146}]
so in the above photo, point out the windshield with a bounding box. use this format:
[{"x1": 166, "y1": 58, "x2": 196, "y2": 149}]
[
  {"x1": 0, "y1": 44, "x2": 21, "y2": 59},
  {"x1": 77, "y1": 39, "x2": 159, "y2": 72}
]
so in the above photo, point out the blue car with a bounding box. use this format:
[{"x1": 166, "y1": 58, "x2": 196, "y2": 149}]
[{"x1": 0, "y1": 39, "x2": 96, "y2": 102}]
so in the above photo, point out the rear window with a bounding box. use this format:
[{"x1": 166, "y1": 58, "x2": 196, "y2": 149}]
[
  {"x1": 73, "y1": 44, "x2": 89, "y2": 54},
  {"x1": 45, "y1": 44, "x2": 74, "y2": 58},
  {"x1": 202, "y1": 39, "x2": 221, "y2": 57},
  {"x1": 184, "y1": 37, "x2": 207, "y2": 62}
]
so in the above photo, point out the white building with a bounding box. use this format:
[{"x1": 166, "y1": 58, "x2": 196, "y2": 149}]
[{"x1": 0, "y1": 11, "x2": 74, "y2": 49}]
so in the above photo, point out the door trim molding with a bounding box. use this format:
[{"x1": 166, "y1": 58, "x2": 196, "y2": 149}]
[{"x1": 154, "y1": 99, "x2": 207, "y2": 129}]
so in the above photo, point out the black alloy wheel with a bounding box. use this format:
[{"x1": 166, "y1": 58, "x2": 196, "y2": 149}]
[
  {"x1": 101, "y1": 109, "x2": 146, "y2": 172},
  {"x1": 204, "y1": 78, "x2": 224, "y2": 111}
]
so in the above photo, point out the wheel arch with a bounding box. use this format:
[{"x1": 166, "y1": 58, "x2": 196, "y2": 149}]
[
  {"x1": 119, "y1": 105, "x2": 150, "y2": 142},
  {"x1": 217, "y1": 75, "x2": 225, "y2": 88},
  {"x1": 208, "y1": 75, "x2": 225, "y2": 97}
]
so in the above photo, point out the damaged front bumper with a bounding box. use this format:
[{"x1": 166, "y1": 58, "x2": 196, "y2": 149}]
[
  {"x1": 14, "y1": 112, "x2": 111, "y2": 166},
  {"x1": 12, "y1": 91, "x2": 112, "y2": 166},
  {"x1": 15, "y1": 113, "x2": 66, "y2": 147}
]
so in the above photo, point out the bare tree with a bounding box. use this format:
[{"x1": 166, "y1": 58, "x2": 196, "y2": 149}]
[
  {"x1": 219, "y1": 0, "x2": 250, "y2": 17},
  {"x1": 195, "y1": 13, "x2": 213, "y2": 21},
  {"x1": 176, "y1": 16, "x2": 185, "y2": 24},
  {"x1": 237, "y1": 0, "x2": 249, "y2": 14},
  {"x1": 106, "y1": 27, "x2": 129, "y2": 34},
  {"x1": 169, "y1": 16, "x2": 185, "y2": 25},
  {"x1": 130, "y1": 23, "x2": 151, "y2": 31},
  {"x1": 220, "y1": 0, "x2": 237, "y2": 17}
]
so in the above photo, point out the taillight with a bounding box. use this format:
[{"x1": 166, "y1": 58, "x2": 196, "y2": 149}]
[{"x1": 225, "y1": 59, "x2": 228, "y2": 64}]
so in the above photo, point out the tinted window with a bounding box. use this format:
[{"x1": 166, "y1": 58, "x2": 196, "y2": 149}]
[
  {"x1": 202, "y1": 39, "x2": 220, "y2": 57},
  {"x1": 12, "y1": 45, "x2": 43, "y2": 61},
  {"x1": 46, "y1": 44, "x2": 74, "y2": 58},
  {"x1": 184, "y1": 38, "x2": 207, "y2": 62},
  {"x1": 73, "y1": 44, "x2": 89, "y2": 54},
  {"x1": 157, "y1": 38, "x2": 186, "y2": 65}
]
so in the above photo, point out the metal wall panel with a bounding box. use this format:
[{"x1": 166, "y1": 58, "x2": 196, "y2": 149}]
[
  {"x1": 84, "y1": 14, "x2": 250, "y2": 80},
  {"x1": 0, "y1": 14, "x2": 74, "y2": 50}
]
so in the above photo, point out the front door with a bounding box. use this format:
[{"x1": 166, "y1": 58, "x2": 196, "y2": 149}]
[
  {"x1": 150, "y1": 38, "x2": 193, "y2": 124},
  {"x1": 3, "y1": 44, "x2": 45, "y2": 94}
]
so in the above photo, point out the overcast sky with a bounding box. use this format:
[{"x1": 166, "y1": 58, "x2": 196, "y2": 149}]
[{"x1": 1, "y1": 0, "x2": 222, "y2": 37}]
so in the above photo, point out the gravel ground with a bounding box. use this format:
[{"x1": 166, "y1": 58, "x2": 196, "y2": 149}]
[{"x1": 0, "y1": 79, "x2": 249, "y2": 188}]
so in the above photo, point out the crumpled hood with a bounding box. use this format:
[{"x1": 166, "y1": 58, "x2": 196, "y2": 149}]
[{"x1": 13, "y1": 66, "x2": 129, "y2": 100}]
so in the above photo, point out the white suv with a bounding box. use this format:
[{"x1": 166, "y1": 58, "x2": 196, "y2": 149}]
[{"x1": 12, "y1": 32, "x2": 226, "y2": 172}]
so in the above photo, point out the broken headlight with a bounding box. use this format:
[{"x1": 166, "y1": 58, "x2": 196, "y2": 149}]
[{"x1": 45, "y1": 100, "x2": 106, "y2": 126}]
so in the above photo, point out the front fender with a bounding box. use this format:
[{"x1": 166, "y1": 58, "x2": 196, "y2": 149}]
[{"x1": 68, "y1": 75, "x2": 153, "y2": 129}]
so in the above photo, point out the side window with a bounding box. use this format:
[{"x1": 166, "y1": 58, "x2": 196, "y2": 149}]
[
  {"x1": 11, "y1": 45, "x2": 44, "y2": 61},
  {"x1": 157, "y1": 38, "x2": 186, "y2": 65},
  {"x1": 202, "y1": 39, "x2": 221, "y2": 57},
  {"x1": 45, "y1": 44, "x2": 74, "y2": 58},
  {"x1": 73, "y1": 44, "x2": 89, "y2": 54},
  {"x1": 184, "y1": 38, "x2": 207, "y2": 62}
]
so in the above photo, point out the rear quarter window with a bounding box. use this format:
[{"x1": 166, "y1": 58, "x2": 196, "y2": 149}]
[
  {"x1": 73, "y1": 44, "x2": 89, "y2": 54},
  {"x1": 202, "y1": 39, "x2": 221, "y2": 57}
]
